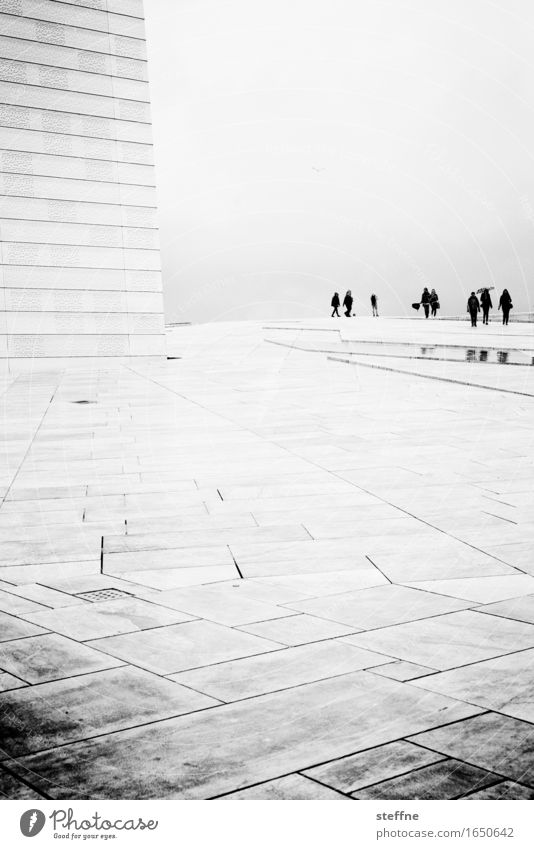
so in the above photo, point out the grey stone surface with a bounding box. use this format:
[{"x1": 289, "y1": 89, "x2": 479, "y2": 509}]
[
  {"x1": 353, "y1": 759, "x2": 499, "y2": 799},
  {"x1": 219, "y1": 774, "x2": 349, "y2": 800},
  {"x1": 347, "y1": 611, "x2": 534, "y2": 670},
  {"x1": 24, "y1": 597, "x2": 196, "y2": 641},
  {"x1": 477, "y1": 594, "x2": 534, "y2": 626},
  {"x1": 285, "y1": 584, "x2": 472, "y2": 630},
  {"x1": 413, "y1": 649, "x2": 534, "y2": 723},
  {"x1": 464, "y1": 781, "x2": 534, "y2": 800},
  {"x1": 0, "y1": 633, "x2": 124, "y2": 684},
  {"x1": 7, "y1": 672, "x2": 481, "y2": 799},
  {"x1": 407, "y1": 713, "x2": 534, "y2": 786},
  {"x1": 1, "y1": 319, "x2": 534, "y2": 798},
  {"x1": 370, "y1": 661, "x2": 437, "y2": 681},
  {"x1": 0, "y1": 768, "x2": 46, "y2": 800},
  {"x1": 0, "y1": 666, "x2": 218, "y2": 758},
  {"x1": 171, "y1": 641, "x2": 390, "y2": 701},
  {"x1": 0, "y1": 672, "x2": 27, "y2": 693},
  {"x1": 303, "y1": 740, "x2": 445, "y2": 793},
  {"x1": 0, "y1": 611, "x2": 47, "y2": 641},
  {"x1": 238, "y1": 614, "x2": 358, "y2": 646},
  {"x1": 86, "y1": 620, "x2": 281, "y2": 675}
]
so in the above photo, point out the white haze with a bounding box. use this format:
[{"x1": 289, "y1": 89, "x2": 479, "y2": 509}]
[{"x1": 144, "y1": 0, "x2": 534, "y2": 322}]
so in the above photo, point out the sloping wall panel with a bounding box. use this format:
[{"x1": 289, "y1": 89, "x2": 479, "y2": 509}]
[{"x1": 0, "y1": 0, "x2": 165, "y2": 366}]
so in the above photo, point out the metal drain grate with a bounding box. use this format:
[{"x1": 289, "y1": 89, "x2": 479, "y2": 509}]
[{"x1": 75, "y1": 588, "x2": 133, "y2": 602}]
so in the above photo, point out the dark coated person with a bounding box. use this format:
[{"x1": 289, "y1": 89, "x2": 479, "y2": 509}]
[
  {"x1": 421, "y1": 287, "x2": 431, "y2": 318},
  {"x1": 343, "y1": 290, "x2": 353, "y2": 317},
  {"x1": 331, "y1": 292, "x2": 340, "y2": 317},
  {"x1": 480, "y1": 288, "x2": 493, "y2": 325},
  {"x1": 467, "y1": 291, "x2": 480, "y2": 327},
  {"x1": 498, "y1": 289, "x2": 512, "y2": 325}
]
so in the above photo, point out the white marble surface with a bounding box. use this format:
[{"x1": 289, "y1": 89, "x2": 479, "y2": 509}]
[{"x1": 1, "y1": 318, "x2": 533, "y2": 799}]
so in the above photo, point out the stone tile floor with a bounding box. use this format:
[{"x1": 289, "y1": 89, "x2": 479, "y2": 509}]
[{"x1": 0, "y1": 318, "x2": 533, "y2": 799}]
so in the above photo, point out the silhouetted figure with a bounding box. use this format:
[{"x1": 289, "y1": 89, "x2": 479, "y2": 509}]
[
  {"x1": 467, "y1": 291, "x2": 480, "y2": 327},
  {"x1": 430, "y1": 289, "x2": 439, "y2": 317},
  {"x1": 370, "y1": 293, "x2": 378, "y2": 317},
  {"x1": 331, "y1": 292, "x2": 340, "y2": 317},
  {"x1": 498, "y1": 289, "x2": 512, "y2": 325},
  {"x1": 421, "y1": 287, "x2": 431, "y2": 318},
  {"x1": 480, "y1": 288, "x2": 493, "y2": 325},
  {"x1": 343, "y1": 290, "x2": 353, "y2": 317}
]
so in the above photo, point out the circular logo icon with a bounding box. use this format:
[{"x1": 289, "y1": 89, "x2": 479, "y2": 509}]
[{"x1": 20, "y1": 810, "x2": 46, "y2": 837}]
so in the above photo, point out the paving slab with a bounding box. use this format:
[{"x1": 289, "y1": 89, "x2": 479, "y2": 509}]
[
  {"x1": 0, "y1": 612, "x2": 48, "y2": 642},
  {"x1": 370, "y1": 547, "x2": 514, "y2": 583},
  {"x1": 369, "y1": 661, "x2": 437, "y2": 681},
  {"x1": 170, "y1": 641, "x2": 391, "y2": 701},
  {"x1": 0, "y1": 562, "x2": 100, "y2": 585},
  {"x1": 142, "y1": 585, "x2": 291, "y2": 627},
  {"x1": 104, "y1": 546, "x2": 235, "y2": 574},
  {"x1": 407, "y1": 712, "x2": 534, "y2": 786},
  {"x1": 1, "y1": 319, "x2": 534, "y2": 798},
  {"x1": 111, "y1": 565, "x2": 238, "y2": 590},
  {"x1": 218, "y1": 774, "x2": 349, "y2": 800},
  {"x1": 243, "y1": 570, "x2": 388, "y2": 601},
  {"x1": 463, "y1": 781, "x2": 534, "y2": 800},
  {"x1": 86, "y1": 620, "x2": 281, "y2": 675},
  {"x1": 476, "y1": 594, "x2": 534, "y2": 626},
  {"x1": 0, "y1": 769, "x2": 46, "y2": 800},
  {"x1": 0, "y1": 589, "x2": 48, "y2": 616},
  {"x1": 0, "y1": 672, "x2": 27, "y2": 692},
  {"x1": 405, "y1": 575, "x2": 534, "y2": 604},
  {"x1": 103, "y1": 524, "x2": 310, "y2": 554},
  {"x1": 284, "y1": 584, "x2": 472, "y2": 630},
  {"x1": 303, "y1": 740, "x2": 445, "y2": 793},
  {"x1": 3, "y1": 584, "x2": 89, "y2": 609},
  {"x1": 6, "y1": 672, "x2": 482, "y2": 799},
  {"x1": 238, "y1": 614, "x2": 359, "y2": 646},
  {"x1": 0, "y1": 666, "x2": 218, "y2": 759},
  {"x1": 22, "y1": 598, "x2": 197, "y2": 641},
  {"x1": 347, "y1": 610, "x2": 534, "y2": 670},
  {"x1": 353, "y1": 758, "x2": 499, "y2": 799},
  {"x1": 412, "y1": 649, "x2": 534, "y2": 723},
  {"x1": 0, "y1": 633, "x2": 125, "y2": 684}
]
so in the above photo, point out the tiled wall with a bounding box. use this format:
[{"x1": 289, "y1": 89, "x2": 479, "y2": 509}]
[{"x1": 0, "y1": 0, "x2": 165, "y2": 366}]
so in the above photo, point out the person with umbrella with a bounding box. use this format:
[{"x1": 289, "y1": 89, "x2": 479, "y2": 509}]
[{"x1": 480, "y1": 288, "x2": 493, "y2": 325}]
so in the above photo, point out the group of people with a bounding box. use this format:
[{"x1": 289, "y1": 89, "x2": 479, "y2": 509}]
[
  {"x1": 467, "y1": 288, "x2": 513, "y2": 327},
  {"x1": 331, "y1": 287, "x2": 515, "y2": 325},
  {"x1": 420, "y1": 288, "x2": 440, "y2": 318},
  {"x1": 331, "y1": 291, "x2": 379, "y2": 317}
]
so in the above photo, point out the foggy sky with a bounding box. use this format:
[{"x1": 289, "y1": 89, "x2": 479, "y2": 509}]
[{"x1": 144, "y1": 0, "x2": 534, "y2": 323}]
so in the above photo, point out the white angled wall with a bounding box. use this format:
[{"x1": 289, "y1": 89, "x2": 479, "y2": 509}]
[{"x1": 0, "y1": 0, "x2": 165, "y2": 367}]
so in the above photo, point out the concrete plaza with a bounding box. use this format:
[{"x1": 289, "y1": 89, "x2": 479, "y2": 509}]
[{"x1": 0, "y1": 317, "x2": 533, "y2": 800}]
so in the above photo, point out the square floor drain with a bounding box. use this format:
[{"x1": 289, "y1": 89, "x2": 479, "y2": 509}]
[{"x1": 75, "y1": 588, "x2": 133, "y2": 602}]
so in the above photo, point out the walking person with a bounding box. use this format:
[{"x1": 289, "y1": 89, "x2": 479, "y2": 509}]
[
  {"x1": 430, "y1": 289, "x2": 439, "y2": 317},
  {"x1": 498, "y1": 289, "x2": 513, "y2": 325},
  {"x1": 467, "y1": 291, "x2": 480, "y2": 327},
  {"x1": 480, "y1": 288, "x2": 493, "y2": 325},
  {"x1": 370, "y1": 293, "x2": 379, "y2": 317},
  {"x1": 421, "y1": 287, "x2": 431, "y2": 318},
  {"x1": 343, "y1": 290, "x2": 354, "y2": 317},
  {"x1": 331, "y1": 292, "x2": 340, "y2": 317}
]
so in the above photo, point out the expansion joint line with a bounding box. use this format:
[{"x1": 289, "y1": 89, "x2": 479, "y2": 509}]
[{"x1": 0, "y1": 375, "x2": 61, "y2": 509}]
